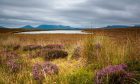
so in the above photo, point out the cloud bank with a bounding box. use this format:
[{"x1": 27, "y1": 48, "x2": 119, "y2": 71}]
[{"x1": 0, "y1": 0, "x2": 140, "y2": 28}]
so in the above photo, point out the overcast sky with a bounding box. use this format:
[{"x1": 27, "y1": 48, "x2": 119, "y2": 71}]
[{"x1": 0, "y1": 0, "x2": 140, "y2": 28}]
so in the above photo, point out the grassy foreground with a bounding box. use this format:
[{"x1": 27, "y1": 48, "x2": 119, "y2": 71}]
[{"x1": 0, "y1": 28, "x2": 140, "y2": 84}]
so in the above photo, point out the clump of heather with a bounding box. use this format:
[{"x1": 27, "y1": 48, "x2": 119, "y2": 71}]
[
  {"x1": 32, "y1": 63, "x2": 44, "y2": 80},
  {"x1": 22, "y1": 45, "x2": 42, "y2": 51},
  {"x1": 44, "y1": 44, "x2": 64, "y2": 50},
  {"x1": 6, "y1": 59, "x2": 22, "y2": 73},
  {"x1": 0, "y1": 51, "x2": 20, "y2": 64},
  {"x1": 45, "y1": 50, "x2": 68, "y2": 60},
  {"x1": 32, "y1": 62, "x2": 59, "y2": 81},
  {"x1": 95, "y1": 64, "x2": 136, "y2": 84},
  {"x1": 0, "y1": 51, "x2": 24, "y2": 73}
]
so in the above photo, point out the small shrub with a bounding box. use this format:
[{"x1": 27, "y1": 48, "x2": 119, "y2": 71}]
[
  {"x1": 0, "y1": 51, "x2": 20, "y2": 64},
  {"x1": 95, "y1": 64, "x2": 137, "y2": 84},
  {"x1": 44, "y1": 50, "x2": 68, "y2": 60},
  {"x1": 32, "y1": 62, "x2": 59, "y2": 80},
  {"x1": 0, "y1": 51, "x2": 23, "y2": 73},
  {"x1": 44, "y1": 44, "x2": 64, "y2": 50},
  {"x1": 6, "y1": 59, "x2": 23, "y2": 73},
  {"x1": 22, "y1": 45, "x2": 42, "y2": 51}
]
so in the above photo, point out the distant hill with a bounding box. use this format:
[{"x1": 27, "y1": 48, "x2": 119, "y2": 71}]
[
  {"x1": 0, "y1": 26, "x2": 6, "y2": 28},
  {"x1": 21, "y1": 25, "x2": 34, "y2": 29},
  {"x1": 36, "y1": 25, "x2": 74, "y2": 30},
  {"x1": 105, "y1": 25, "x2": 131, "y2": 28},
  {"x1": 134, "y1": 25, "x2": 140, "y2": 27},
  {"x1": 0, "y1": 24, "x2": 77, "y2": 31},
  {"x1": 21, "y1": 24, "x2": 81, "y2": 30}
]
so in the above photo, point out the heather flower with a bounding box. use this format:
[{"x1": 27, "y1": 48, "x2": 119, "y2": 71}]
[
  {"x1": 32, "y1": 62, "x2": 59, "y2": 80},
  {"x1": 6, "y1": 59, "x2": 22, "y2": 72},
  {"x1": 32, "y1": 63, "x2": 44, "y2": 80},
  {"x1": 0, "y1": 51, "x2": 20, "y2": 64},
  {"x1": 42, "y1": 62, "x2": 59, "y2": 75},
  {"x1": 95, "y1": 64, "x2": 135, "y2": 84},
  {"x1": 44, "y1": 44, "x2": 64, "y2": 50}
]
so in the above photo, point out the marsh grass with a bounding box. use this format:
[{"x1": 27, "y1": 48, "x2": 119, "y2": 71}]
[{"x1": 0, "y1": 31, "x2": 139, "y2": 84}]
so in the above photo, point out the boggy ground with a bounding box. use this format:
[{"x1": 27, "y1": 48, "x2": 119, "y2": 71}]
[{"x1": 0, "y1": 28, "x2": 140, "y2": 84}]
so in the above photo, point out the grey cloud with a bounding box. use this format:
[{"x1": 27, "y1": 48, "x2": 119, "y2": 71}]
[{"x1": 0, "y1": 0, "x2": 140, "y2": 28}]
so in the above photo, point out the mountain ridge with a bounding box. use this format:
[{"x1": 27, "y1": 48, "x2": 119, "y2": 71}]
[
  {"x1": 36, "y1": 24, "x2": 74, "y2": 30},
  {"x1": 105, "y1": 25, "x2": 131, "y2": 28},
  {"x1": 21, "y1": 25, "x2": 34, "y2": 29}
]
